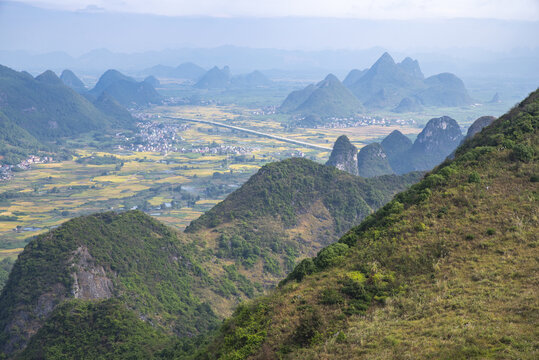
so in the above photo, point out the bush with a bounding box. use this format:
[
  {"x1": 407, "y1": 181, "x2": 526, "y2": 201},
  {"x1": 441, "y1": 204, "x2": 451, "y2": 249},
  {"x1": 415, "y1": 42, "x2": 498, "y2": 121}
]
[
  {"x1": 319, "y1": 289, "x2": 344, "y2": 305},
  {"x1": 292, "y1": 311, "x2": 321, "y2": 346},
  {"x1": 287, "y1": 258, "x2": 316, "y2": 282},
  {"x1": 313, "y1": 243, "x2": 349, "y2": 269},
  {"x1": 468, "y1": 172, "x2": 481, "y2": 183},
  {"x1": 512, "y1": 144, "x2": 534, "y2": 162},
  {"x1": 415, "y1": 222, "x2": 427, "y2": 232}
]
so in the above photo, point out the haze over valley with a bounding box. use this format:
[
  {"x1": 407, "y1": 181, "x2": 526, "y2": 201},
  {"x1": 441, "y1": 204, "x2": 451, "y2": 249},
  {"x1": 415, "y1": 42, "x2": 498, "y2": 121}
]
[{"x1": 0, "y1": 1, "x2": 537, "y2": 359}]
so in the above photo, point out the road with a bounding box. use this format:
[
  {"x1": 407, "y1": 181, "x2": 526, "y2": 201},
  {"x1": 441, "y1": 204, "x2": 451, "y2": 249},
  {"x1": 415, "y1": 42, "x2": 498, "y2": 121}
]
[{"x1": 163, "y1": 116, "x2": 333, "y2": 151}]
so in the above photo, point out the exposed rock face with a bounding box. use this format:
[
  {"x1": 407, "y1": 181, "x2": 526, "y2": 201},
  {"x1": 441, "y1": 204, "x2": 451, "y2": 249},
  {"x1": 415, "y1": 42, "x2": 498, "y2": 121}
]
[
  {"x1": 2, "y1": 283, "x2": 67, "y2": 355},
  {"x1": 71, "y1": 246, "x2": 114, "y2": 300},
  {"x1": 465, "y1": 116, "x2": 496, "y2": 141},
  {"x1": 392, "y1": 116, "x2": 463, "y2": 173},
  {"x1": 413, "y1": 116, "x2": 463, "y2": 154},
  {"x1": 326, "y1": 135, "x2": 359, "y2": 175},
  {"x1": 0, "y1": 246, "x2": 114, "y2": 355},
  {"x1": 357, "y1": 143, "x2": 394, "y2": 178}
]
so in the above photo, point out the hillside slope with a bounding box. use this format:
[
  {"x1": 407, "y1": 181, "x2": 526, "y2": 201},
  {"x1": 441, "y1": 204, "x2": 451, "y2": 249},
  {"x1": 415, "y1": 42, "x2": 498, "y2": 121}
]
[{"x1": 198, "y1": 89, "x2": 538, "y2": 359}]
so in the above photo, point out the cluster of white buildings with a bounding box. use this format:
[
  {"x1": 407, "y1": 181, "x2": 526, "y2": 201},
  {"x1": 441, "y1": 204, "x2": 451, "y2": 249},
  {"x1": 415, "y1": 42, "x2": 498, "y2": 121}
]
[
  {"x1": 314, "y1": 115, "x2": 416, "y2": 129},
  {"x1": 187, "y1": 144, "x2": 256, "y2": 155},
  {"x1": 0, "y1": 155, "x2": 54, "y2": 181},
  {"x1": 115, "y1": 121, "x2": 190, "y2": 154}
]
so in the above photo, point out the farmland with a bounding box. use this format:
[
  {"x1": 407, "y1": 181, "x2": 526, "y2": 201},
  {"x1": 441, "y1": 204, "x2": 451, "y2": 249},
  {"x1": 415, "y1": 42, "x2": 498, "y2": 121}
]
[{"x1": 0, "y1": 103, "x2": 426, "y2": 253}]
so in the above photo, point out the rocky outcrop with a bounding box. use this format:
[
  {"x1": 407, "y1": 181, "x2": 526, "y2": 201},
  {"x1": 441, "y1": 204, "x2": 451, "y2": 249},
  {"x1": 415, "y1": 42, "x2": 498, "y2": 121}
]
[
  {"x1": 392, "y1": 116, "x2": 463, "y2": 173},
  {"x1": 464, "y1": 116, "x2": 496, "y2": 141},
  {"x1": 71, "y1": 246, "x2": 114, "y2": 300},
  {"x1": 326, "y1": 135, "x2": 359, "y2": 175}
]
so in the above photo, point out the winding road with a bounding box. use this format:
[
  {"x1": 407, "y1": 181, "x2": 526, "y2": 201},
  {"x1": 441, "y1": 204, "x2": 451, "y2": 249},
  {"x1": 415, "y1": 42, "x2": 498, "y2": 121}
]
[{"x1": 163, "y1": 116, "x2": 333, "y2": 151}]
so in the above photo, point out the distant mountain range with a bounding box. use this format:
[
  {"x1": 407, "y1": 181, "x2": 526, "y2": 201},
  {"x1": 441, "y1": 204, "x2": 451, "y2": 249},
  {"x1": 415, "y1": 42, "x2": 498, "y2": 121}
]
[
  {"x1": 141, "y1": 62, "x2": 206, "y2": 80},
  {"x1": 0, "y1": 65, "x2": 136, "y2": 164},
  {"x1": 327, "y1": 114, "x2": 496, "y2": 177},
  {"x1": 279, "y1": 52, "x2": 473, "y2": 119},
  {"x1": 194, "y1": 65, "x2": 272, "y2": 89}
]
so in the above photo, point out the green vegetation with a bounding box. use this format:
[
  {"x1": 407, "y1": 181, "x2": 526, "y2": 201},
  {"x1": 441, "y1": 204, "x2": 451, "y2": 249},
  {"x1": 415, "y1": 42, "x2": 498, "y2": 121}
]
[
  {"x1": 18, "y1": 299, "x2": 172, "y2": 359},
  {"x1": 0, "y1": 258, "x2": 14, "y2": 291},
  {"x1": 0, "y1": 211, "x2": 219, "y2": 355},
  {"x1": 198, "y1": 89, "x2": 538, "y2": 359},
  {"x1": 89, "y1": 69, "x2": 162, "y2": 107},
  {"x1": 356, "y1": 143, "x2": 394, "y2": 177},
  {"x1": 187, "y1": 158, "x2": 421, "y2": 234},
  {"x1": 0, "y1": 155, "x2": 422, "y2": 357}
]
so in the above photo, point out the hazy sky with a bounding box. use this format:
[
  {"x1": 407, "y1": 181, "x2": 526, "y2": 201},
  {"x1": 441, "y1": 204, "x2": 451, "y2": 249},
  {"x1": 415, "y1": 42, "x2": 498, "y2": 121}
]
[
  {"x1": 1, "y1": 0, "x2": 538, "y2": 57},
  {"x1": 12, "y1": 0, "x2": 539, "y2": 20}
]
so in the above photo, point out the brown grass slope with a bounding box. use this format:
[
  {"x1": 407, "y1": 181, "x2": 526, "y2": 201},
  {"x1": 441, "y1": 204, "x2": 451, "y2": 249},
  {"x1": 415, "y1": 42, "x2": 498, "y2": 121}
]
[{"x1": 199, "y1": 89, "x2": 539, "y2": 360}]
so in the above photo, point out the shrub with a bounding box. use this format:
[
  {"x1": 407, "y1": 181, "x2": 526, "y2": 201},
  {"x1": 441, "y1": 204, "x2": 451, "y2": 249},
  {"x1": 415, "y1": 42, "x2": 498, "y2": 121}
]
[
  {"x1": 287, "y1": 258, "x2": 316, "y2": 282},
  {"x1": 313, "y1": 243, "x2": 349, "y2": 269},
  {"x1": 293, "y1": 311, "x2": 322, "y2": 346},
  {"x1": 512, "y1": 144, "x2": 534, "y2": 162},
  {"x1": 423, "y1": 174, "x2": 445, "y2": 188},
  {"x1": 415, "y1": 222, "x2": 427, "y2": 232},
  {"x1": 319, "y1": 289, "x2": 344, "y2": 305},
  {"x1": 468, "y1": 172, "x2": 481, "y2": 183},
  {"x1": 486, "y1": 228, "x2": 496, "y2": 236}
]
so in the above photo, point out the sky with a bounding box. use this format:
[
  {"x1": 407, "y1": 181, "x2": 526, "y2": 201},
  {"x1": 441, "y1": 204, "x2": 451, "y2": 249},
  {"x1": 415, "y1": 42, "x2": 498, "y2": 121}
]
[
  {"x1": 9, "y1": 0, "x2": 539, "y2": 20},
  {"x1": 0, "y1": 0, "x2": 538, "y2": 75}
]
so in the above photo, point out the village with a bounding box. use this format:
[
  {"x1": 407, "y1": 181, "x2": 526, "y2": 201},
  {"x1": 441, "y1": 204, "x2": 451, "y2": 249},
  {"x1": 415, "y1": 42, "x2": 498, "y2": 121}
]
[{"x1": 0, "y1": 155, "x2": 54, "y2": 181}]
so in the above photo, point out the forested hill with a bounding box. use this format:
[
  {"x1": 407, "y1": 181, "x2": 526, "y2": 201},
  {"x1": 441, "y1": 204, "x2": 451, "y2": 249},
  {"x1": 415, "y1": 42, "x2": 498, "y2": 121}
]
[
  {"x1": 198, "y1": 89, "x2": 538, "y2": 359},
  {"x1": 186, "y1": 157, "x2": 421, "y2": 235}
]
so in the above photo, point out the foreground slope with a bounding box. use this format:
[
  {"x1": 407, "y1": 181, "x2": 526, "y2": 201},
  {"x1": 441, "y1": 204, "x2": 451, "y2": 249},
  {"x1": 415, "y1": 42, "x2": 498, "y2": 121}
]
[{"x1": 199, "y1": 89, "x2": 538, "y2": 359}]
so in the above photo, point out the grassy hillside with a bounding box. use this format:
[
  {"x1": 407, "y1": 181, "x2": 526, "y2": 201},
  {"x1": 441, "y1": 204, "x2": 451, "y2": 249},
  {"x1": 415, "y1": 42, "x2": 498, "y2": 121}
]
[{"x1": 198, "y1": 89, "x2": 538, "y2": 359}]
